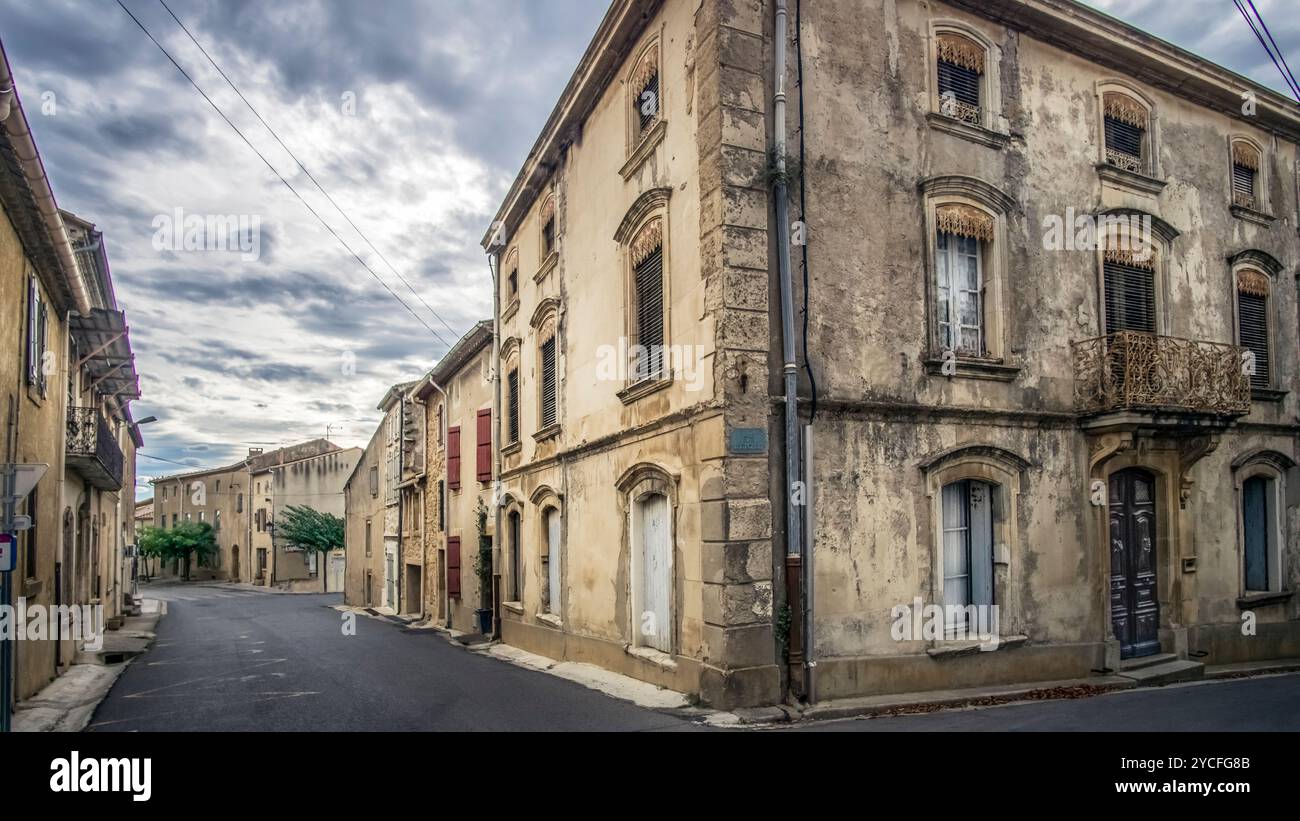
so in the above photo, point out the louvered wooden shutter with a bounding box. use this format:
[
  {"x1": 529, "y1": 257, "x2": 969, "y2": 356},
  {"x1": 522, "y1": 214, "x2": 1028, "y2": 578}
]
[
  {"x1": 1238, "y1": 290, "x2": 1270, "y2": 389},
  {"x1": 447, "y1": 536, "x2": 462, "y2": 597},
  {"x1": 25, "y1": 277, "x2": 38, "y2": 387},
  {"x1": 937, "y1": 60, "x2": 980, "y2": 108},
  {"x1": 635, "y1": 246, "x2": 664, "y2": 378},
  {"x1": 540, "y1": 337, "x2": 557, "y2": 427},
  {"x1": 1232, "y1": 164, "x2": 1256, "y2": 206},
  {"x1": 36, "y1": 301, "x2": 48, "y2": 396},
  {"x1": 1104, "y1": 261, "x2": 1156, "y2": 334},
  {"x1": 476, "y1": 408, "x2": 492, "y2": 482},
  {"x1": 447, "y1": 426, "x2": 461, "y2": 490},
  {"x1": 638, "y1": 72, "x2": 659, "y2": 131},
  {"x1": 507, "y1": 369, "x2": 520, "y2": 444},
  {"x1": 1104, "y1": 117, "x2": 1143, "y2": 162}
]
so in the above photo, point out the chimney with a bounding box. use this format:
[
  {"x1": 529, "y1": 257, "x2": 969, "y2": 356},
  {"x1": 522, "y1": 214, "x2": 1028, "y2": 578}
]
[{"x1": 248, "y1": 447, "x2": 264, "y2": 457}]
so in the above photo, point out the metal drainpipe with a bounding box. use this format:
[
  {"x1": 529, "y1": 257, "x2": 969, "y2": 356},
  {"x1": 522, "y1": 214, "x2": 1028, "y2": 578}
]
[
  {"x1": 489, "y1": 253, "x2": 503, "y2": 639},
  {"x1": 420, "y1": 378, "x2": 447, "y2": 622},
  {"x1": 772, "y1": 0, "x2": 810, "y2": 700}
]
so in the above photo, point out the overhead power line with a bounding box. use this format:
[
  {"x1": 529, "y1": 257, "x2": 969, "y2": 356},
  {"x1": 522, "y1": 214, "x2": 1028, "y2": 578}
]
[
  {"x1": 156, "y1": 0, "x2": 462, "y2": 341},
  {"x1": 1234, "y1": 0, "x2": 1300, "y2": 101},
  {"x1": 115, "y1": 0, "x2": 455, "y2": 352}
]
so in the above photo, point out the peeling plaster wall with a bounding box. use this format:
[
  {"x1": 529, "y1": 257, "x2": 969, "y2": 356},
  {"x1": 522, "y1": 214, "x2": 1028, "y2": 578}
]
[{"x1": 791, "y1": 0, "x2": 1300, "y2": 696}]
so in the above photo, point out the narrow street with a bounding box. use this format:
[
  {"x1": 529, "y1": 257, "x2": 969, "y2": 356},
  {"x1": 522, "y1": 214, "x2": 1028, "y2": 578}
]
[
  {"x1": 88, "y1": 583, "x2": 702, "y2": 732},
  {"x1": 89, "y1": 583, "x2": 1300, "y2": 733}
]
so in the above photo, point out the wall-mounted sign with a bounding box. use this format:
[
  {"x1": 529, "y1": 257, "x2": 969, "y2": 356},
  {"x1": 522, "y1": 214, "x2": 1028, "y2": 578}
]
[{"x1": 728, "y1": 427, "x2": 768, "y2": 455}]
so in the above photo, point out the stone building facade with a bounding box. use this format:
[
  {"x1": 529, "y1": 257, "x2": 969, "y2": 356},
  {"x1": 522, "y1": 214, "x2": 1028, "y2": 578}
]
[
  {"x1": 477, "y1": 0, "x2": 1300, "y2": 708},
  {"x1": 415, "y1": 321, "x2": 494, "y2": 634},
  {"x1": 2, "y1": 39, "x2": 144, "y2": 708}
]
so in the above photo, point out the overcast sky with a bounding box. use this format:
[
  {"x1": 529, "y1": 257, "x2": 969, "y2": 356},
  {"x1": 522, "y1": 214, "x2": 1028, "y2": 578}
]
[{"x1": 0, "y1": 0, "x2": 1294, "y2": 500}]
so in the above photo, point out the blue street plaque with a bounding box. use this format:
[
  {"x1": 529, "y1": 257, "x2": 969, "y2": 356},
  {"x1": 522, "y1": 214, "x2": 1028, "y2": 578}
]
[{"x1": 729, "y1": 427, "x2": 767, "y2": 455}]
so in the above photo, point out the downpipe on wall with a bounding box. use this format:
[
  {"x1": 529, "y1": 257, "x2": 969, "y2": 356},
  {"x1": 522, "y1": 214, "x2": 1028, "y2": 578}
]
[{"x1": 773, "y1": 0, "x2": 812, "y2": 700}]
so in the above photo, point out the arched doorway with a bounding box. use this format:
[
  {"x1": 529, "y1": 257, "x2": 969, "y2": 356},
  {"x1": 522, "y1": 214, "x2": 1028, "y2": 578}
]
[{"x1": 1109, "y1": 467, "x2": 1159, "y2": 659}]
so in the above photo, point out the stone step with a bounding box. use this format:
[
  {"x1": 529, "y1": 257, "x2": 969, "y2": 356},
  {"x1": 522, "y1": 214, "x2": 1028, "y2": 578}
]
[
  {"x1": 1120, "y1": 652, "x2": 1178, "y2": 671},
  {"x1": 1119, "y1": 659, "x2": 1205, "y2": 686}
]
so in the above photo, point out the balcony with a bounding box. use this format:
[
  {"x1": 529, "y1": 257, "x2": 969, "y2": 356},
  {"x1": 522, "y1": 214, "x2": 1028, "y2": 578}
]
[
  {"x1": 66, "y1": 405, "x2": 124, "y2": 490},
  {"x1": 1072, "y1": 332, "x2": 1251, "y2": 423}
]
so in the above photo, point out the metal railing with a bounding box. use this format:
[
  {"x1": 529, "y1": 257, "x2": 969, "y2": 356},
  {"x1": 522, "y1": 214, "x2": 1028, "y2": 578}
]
[
  {"x1": 1072, "y1": 332, "x2": 1251, "y2": 416},
  {"x1": 66, "y1": 405, "x2": 124, "y2": 489}
]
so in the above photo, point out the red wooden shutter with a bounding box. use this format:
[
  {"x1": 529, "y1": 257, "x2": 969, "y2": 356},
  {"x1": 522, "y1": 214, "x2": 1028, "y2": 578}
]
[
  {"x1": 476, "y1": 408, "x2": 492, "y2": 483},
  {"x1": 446, "y1": 537, "x2": 461, "y2": 597},
  {"x1": 447, "y1": 426, "x2": 461, "y2": 491}
]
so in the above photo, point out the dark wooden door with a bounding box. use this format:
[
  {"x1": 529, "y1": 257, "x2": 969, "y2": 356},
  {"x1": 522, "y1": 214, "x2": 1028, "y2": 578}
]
[{"x1": 1109, "y1": 468, "x2": 1160, "y2": 659}]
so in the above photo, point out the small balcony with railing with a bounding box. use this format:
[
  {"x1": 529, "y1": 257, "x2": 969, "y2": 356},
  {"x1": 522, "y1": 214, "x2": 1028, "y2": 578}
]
[
  {"x1": 66, "y1": 405, "x2": 124, "y2": 490},
  {"x1": 1071, "y1": 332, "x2": 1251, "y2": 430}
]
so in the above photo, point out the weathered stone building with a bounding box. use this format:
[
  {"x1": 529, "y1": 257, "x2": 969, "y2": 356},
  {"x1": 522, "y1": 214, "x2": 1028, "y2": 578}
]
[
  {"x1": 415, "y1": 320, "x2": 494, "y2": 633},
  {"x1": 480, "y1": 0, "x2": 1300, "y2": 708},
  {"x1": 2, "y1": 39, "x2": 144, "y2": 709}
]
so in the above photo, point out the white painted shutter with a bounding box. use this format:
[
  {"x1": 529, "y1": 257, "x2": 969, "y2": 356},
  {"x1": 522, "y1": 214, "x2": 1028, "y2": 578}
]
[
  {"x1": 639, "y1": 495, "x2": 671, "y2": 652},
  {"x1": 546, "y1": 509, "x2": 561, "y2": 615},
  {"x1": 969, "y1": 480, "x2": 994, "y2": 607}
]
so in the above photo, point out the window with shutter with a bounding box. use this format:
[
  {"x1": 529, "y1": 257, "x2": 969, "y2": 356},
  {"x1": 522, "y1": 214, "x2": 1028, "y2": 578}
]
[
  {"x1": 634, "y1": 245, "x2": 664, "y2": 380},
  {"x1": 935, "y1": 231, "x2": 984, "y2": 355},
  {"x1": 1103, "y1": 259, "x2": 1156, "y2": 334},
  {"x1": 941, "y1": 479, "x2": 995, "y2": 632},
  {"x1": 540, "y1": 336, "x2": 557, "y2": 428},
  {"x1": 937, "y1": 61, "x2": 980, "y2": 124},
  {"x1": 26, "y1": 276, "x2": 39, "y2": 387},
  {"x1": 1242, "y1": 476, "x2": 1273, "y2": 592},
  {"x1": 542, "y1": 217, "x2": 556, "y2": 257},
  {"x1": 637, "y1": 71, "x2": 659, "y2": 132},
  {"x1": 1237, "y1": 272, "x2": 1270, "y2": 389},
  {"x1": 506, "y1": 369, "x2": 520, "y2": 444},
  {"x1": 446, "y1": 426, "x2": 461, "y2": 491},
  {"x1": 475, "y1": 408, "x2": 492, "y2": 483},
  {"x1": 1232, "y1": 163, "x2": 1257, "y2": 209},
  {"x1": 1101, "y1": 92, "x2": 1148, "y2": 175},
  {"x1": 935, "y1": 32, "x2": 984, "y2": 125},
  {"x1": 447, "y1": 536, "x2": 462, "y2": 597},
  {"x1": 37, "y1": 301, "x2": 48, "y2": 397}
]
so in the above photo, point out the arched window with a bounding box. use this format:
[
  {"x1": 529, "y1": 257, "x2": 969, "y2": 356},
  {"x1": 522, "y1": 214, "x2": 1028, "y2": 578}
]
[
  {"x1": 530, "y1": 301, "x2": 560, "y2": 435},
  {"x1": 622, "y1": 37, "x2": 667, "y2": 179},
  {"x1": 1095, "y1": 83, "x2": 1158, "y2": 181},
  {"x1": 539, "y1": 195, "x2": 557, "y2": 263},
  {"x1": 501, "y1": 338, "x2": 521, "y2": 448},
  {"x1": 928, "y1": 22, "x2": 1004, "y2": 143},
  {"x1": 614, "y1": 188, "x2": 673, "y2": 398},
  {"x1": 935, "y1": 32, "x2": 984, "y2": 125},
  {"x1": 507, "y1": 508, "x2": 522, "y2": 603},
  {"x1": 630, "y1": 40, "x2": 661, "y2": 139},
  {"x1": 922, "y1": 444, "x2": 1027, "y2": 640},
  {"x1": 920, "y1": 176, "x2": 1016, "y2": 375},
  {"x1": 618, "y1": 463, "x2": 678, "y2": 654},
  {"x1": 1233, "y1": 451, "x2": 1293, "y2": 597},
  {"x1": 940, "y1": 478, "x2": 996, "y2": 632},
  {"x1": 1230, "y1": 139, "x2": 1262, "y2": 210}
]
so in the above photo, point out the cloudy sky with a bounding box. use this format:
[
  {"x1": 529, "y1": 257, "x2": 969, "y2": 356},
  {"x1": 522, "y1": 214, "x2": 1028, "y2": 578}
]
[{"x1": 0, "y1": 0, "x2": 1295, "y2": 500}]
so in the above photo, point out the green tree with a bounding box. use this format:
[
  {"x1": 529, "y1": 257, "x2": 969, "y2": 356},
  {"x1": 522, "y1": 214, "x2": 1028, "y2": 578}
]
[
  {"x1": 133, "y1": 522, "x2": 216, "y2": 582},
  {"x1": 136, "y1": 525, "x2": 169, "y2": 581},
  {"x1": 168, "y1": 521, "x2": 217, "y2": 581},
  {"x1": 276, "y1": 505, "x2": 344, "y2": 591}
]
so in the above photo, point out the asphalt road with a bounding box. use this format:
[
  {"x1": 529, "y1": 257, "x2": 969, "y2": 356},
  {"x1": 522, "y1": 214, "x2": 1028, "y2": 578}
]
[
  {"x1": 89, "y1": 582, "x2": 703, "y2": 732},
  {"x1": 800, "y1": 672, "x2": 1300, "y2": 731},
  {"x1": 90, "y1": 582, "x2": 1300, "y2": 732}
]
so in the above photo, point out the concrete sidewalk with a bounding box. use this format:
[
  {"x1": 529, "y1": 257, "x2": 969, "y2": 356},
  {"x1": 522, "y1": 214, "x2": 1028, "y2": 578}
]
[{"x1": 13, "y1": 601, "x2": 161, "y2": 732}]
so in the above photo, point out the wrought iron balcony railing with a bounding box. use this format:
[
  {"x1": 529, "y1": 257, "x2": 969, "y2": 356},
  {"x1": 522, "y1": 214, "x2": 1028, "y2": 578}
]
[
  {"x1": 66, "y1": 405, "x2": 124, "y2": 490},
  {"x1": 1072, "y1": 332, "x2": 1251, "y2": 417}
]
